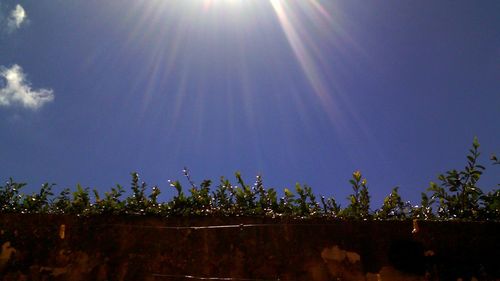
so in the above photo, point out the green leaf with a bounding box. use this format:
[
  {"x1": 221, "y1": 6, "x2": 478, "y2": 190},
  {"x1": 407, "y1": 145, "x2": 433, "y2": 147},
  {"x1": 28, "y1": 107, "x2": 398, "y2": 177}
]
[{"x1": 473, "y1": 137, "x2": 479, "y2": 149}]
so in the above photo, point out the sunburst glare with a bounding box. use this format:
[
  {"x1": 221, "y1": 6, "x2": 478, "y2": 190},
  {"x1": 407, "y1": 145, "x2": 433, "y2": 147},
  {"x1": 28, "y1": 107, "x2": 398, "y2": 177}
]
[
  {"x1": 270, "y1": 0, "x2": 340, "y2": 120},
  {"x1": 85, "y1": 0, "x2": 374, "y2": 163}
]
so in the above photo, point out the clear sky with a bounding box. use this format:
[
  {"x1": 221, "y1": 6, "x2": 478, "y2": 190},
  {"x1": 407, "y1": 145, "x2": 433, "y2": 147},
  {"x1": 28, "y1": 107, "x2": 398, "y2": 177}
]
[{"x1": 1, "y1": 0, "x2": 499, "y2": 206}]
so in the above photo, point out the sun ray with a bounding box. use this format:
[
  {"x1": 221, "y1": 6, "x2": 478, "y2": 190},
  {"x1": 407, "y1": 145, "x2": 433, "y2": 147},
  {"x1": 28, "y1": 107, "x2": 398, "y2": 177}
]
[
  {"x1": 80, "y1": 0, "x2": 382, "y2": 164},
  {"x1": 269, "y1": 0, "x2": 386, "y2": 163},
  {"x1": 270, "y1": 0, "x2": 342, "y2": 125}
]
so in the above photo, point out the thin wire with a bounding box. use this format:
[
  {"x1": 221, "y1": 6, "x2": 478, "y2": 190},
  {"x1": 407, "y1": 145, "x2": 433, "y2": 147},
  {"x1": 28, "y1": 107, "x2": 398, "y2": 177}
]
[
  {"x1": 93, "y1": 223, "x2": 341, "y2": 230},
  {"x1": 0, "y1": 222, "x2": 352, "y2": 232},
  {"x1": 96, "y1": 223, "x2": 272, "y2": 230},
  {"x1": 151, "y1": 273, "x2": 278, "y2": 281}
]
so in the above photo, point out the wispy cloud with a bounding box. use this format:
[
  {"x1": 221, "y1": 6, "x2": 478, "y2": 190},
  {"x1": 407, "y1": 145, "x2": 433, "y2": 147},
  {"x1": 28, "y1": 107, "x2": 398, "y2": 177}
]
[
  {"x1": 6, "y1": 4, "x2": 27, "y2": 32},
  {"x1": 0, "y1": 64, "x2": 54, "y2": 110}
]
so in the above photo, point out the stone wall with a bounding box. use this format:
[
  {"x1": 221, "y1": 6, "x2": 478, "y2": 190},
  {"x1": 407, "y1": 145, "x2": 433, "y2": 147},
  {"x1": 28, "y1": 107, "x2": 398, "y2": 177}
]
[{"x1": 0, "y1": 214, "x2": 498, "y2": 281}]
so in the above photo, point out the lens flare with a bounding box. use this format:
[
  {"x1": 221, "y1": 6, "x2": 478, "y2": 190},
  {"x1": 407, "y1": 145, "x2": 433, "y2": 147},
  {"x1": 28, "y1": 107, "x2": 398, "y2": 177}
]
[
  {"x1": 81, "y1": 0, "x2": 380, "y2": 164},
  {"x1": 270, "y1": 0, "x2": 341, "y2": 122},
  {"x1": 270, "y1": 0, "x2": 376, "y2": 142}
]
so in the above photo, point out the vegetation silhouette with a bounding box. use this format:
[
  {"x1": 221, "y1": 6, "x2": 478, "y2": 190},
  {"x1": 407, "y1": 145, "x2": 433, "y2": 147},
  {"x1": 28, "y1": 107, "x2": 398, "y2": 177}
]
[{"x1": 1, "y1": 138, "x2": 498, "y2": 220}]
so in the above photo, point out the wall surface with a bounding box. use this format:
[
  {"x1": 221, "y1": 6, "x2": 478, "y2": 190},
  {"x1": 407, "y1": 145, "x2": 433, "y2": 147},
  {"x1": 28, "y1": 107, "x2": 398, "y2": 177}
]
[{"x1": 0, "y1": 215, "x2": 498, "y2": 281}]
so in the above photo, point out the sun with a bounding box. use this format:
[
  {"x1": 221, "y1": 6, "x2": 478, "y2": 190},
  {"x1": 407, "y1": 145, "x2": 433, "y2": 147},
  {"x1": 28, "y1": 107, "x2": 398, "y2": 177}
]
[{"x1": 203, "y1": 0, "x2": 243, "y2": 9}]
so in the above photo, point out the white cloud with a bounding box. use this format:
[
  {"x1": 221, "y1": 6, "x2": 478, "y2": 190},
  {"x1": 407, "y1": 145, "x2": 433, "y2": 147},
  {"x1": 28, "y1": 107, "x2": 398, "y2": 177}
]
[
  {"x1": 0, "y1": 64, "x2": 54, "y2": 110},
  {"x1": 7, "y1": 4, "x2": 27, "y2": 31}
]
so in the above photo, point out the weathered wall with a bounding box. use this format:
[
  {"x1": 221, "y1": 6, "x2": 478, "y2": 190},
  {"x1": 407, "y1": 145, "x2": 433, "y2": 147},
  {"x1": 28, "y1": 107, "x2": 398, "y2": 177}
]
[{"x1": 0, "y1": 215, "x2": 498, "y2": 281}]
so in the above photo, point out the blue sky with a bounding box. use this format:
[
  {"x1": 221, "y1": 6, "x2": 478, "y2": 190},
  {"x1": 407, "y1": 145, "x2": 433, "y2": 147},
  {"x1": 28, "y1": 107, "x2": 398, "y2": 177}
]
[{"x1": 1, "y1": 0, "x2": 499, "y2": 206}]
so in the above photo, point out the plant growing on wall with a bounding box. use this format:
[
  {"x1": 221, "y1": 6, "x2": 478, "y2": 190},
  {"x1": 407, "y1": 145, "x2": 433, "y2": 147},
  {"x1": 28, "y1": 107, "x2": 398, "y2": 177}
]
[
  {"x1": 341, "y1": 171, "x2": 371, "y2": 219},
  {"x1": 168, "y1": 179, "x2": 189, "y2": 216},
  {"x1": 20, "y1": 183, "x2": 54, "y2": 213},
  {"x1": 0, "y1": 138, "x2": 498, "y2": 221},
  {"x1": 0, "y1": 178, "x2": 25, "y2": 212},
  {"x1": 69, "y1": 184, "x2": 91, "y2": 214},
  {"x1": 212, "y1": 177, "x2": 234, "y2": 215},
  {"x1": 477, "y1": 155, "x2": 500, "y2": 219},
  {"x1": 375, "y1": 187, "x2": 406, "y2": 220},
  {"x1": 233, "y1": 172, "x2": 258, "y2": 215},
  {"x1": 188, "y1": 179, "x2": 213, "y2": 216},
  {"x1": 427, "y1": 137, "x2": 486, "y2": 219},
  {"x1": 254, "y1": 175, "x2": 272, "y2": 216},
  {"x1": 51, "y1": 188, "x2": 71, "y2": 214},
  {"x1": 93, "y1": 184, "x2": 125, "y2": 215},
  {"x1": 294, "y1": 183, "x2": 321, "y2": 217},
  {"x1": 320, "y1": 195, "x2": 341, "y2": 217},
  {"x1": 412, "y1": 193, "x2": 435, "y2": 220}
]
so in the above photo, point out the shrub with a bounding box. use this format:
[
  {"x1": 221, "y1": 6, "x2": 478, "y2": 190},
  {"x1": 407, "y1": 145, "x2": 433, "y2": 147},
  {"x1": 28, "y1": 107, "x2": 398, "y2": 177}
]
[{"x1": 0, "y1": 138, "x2": 498, "y2": 221}]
